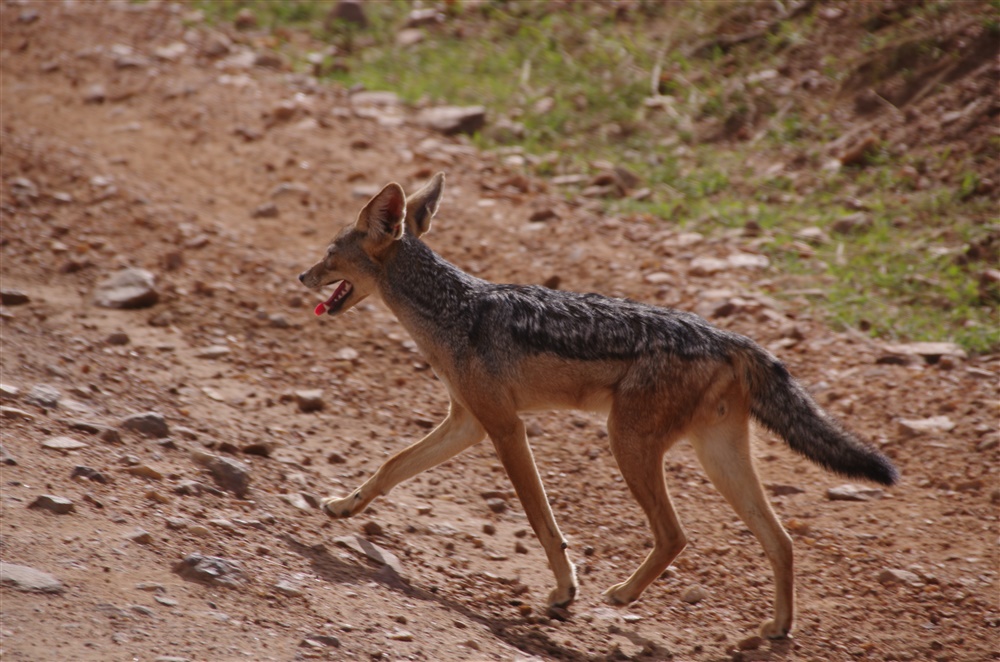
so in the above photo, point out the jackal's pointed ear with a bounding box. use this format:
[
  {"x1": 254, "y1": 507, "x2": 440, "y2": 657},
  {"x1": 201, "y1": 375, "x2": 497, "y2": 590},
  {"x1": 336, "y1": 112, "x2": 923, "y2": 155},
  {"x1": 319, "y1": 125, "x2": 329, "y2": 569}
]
[
  {"x1": 356, "y1": 182, "x2": 406, "y2": 242},
  {"x1": 405, "y1": 172, "x2": 445, "y2": 238}
]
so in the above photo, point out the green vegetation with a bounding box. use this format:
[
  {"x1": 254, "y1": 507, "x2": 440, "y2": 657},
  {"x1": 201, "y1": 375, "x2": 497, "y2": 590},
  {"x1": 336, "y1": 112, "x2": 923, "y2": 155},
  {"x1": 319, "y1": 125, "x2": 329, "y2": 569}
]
[{"x1": 197, "y1": 0, "x2": 998, "y2": 353}]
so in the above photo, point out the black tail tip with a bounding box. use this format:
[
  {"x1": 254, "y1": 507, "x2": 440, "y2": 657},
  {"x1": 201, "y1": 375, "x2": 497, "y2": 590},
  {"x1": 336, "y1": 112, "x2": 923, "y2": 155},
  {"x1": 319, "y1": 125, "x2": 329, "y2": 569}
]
[{"x1": 871, "y1": 455, "x2": 900, "y2": 486}]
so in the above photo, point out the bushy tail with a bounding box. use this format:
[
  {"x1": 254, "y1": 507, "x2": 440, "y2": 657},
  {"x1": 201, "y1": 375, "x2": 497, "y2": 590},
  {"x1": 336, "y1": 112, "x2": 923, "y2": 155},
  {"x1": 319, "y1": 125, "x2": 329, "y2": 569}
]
[{"x1": 736, "y1": 343, "x2": 899, "y2": 486}]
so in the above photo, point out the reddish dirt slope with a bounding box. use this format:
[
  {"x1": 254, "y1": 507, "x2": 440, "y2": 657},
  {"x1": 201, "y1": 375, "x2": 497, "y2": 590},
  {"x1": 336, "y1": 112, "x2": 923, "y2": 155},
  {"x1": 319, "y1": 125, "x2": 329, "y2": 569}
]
[{"x1": 1, "y1": 3, "x2": 997, "y2": 661}]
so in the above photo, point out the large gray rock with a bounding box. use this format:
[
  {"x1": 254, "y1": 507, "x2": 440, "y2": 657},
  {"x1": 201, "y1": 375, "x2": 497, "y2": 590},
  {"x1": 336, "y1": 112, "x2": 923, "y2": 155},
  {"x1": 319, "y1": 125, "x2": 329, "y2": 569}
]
[
  {"x1": 93, "y1": 268, "x2": 159, "y2": 309},
  {"x1": 0, "y1": 562, "x2": 63, "y2": 593}
]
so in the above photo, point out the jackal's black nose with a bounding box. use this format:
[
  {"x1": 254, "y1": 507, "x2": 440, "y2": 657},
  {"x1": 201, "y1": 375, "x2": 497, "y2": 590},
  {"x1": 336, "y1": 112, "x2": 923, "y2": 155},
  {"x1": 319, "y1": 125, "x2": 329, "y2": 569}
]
[{"x1": 298, "y1": 272, "x2": 305, "y2": 284}]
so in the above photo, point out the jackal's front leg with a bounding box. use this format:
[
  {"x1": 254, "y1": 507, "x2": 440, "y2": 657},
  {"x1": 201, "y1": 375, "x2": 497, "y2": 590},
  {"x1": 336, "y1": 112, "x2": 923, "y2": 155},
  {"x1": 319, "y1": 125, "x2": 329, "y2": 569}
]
[
  {"x1": 322, "y1": 403, "x2": 485, "y2": 518},
  {"x1": 484, "y1": 417, "x2": 578, "y2": 610}
]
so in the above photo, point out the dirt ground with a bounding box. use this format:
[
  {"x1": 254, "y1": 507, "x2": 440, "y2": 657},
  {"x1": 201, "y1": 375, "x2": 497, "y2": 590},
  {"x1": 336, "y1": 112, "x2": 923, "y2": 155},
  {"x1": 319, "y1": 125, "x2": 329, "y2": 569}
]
[{"x1": 0, "y1": 3, "x2": 997, "y2": 661}]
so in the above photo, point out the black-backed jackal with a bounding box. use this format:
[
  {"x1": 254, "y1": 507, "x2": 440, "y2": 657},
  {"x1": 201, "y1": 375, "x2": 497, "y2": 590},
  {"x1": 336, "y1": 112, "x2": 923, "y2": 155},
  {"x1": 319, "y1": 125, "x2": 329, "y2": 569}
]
[{"x1": 298, "y1": 173, "x2": 898, "y2": 639}]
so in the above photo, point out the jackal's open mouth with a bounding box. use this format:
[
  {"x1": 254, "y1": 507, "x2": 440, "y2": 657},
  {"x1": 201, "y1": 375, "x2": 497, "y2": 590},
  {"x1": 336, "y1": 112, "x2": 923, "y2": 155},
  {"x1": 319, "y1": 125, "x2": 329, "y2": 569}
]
[{"x1": 314, "y1": 280, "x2": 353, "y2": 316}]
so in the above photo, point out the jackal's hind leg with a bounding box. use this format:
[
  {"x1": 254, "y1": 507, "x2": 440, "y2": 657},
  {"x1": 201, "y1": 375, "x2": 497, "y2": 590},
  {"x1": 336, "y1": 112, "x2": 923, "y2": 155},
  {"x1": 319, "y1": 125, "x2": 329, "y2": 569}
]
[
  {"x1": 691, "y1": 415, "x2": 794, "y2": 639},
  {"x1": 322, "y1": 402, "x2": 485, "y2": 518},
  {"x1": 602, "y1": 411, "x2": 686, "y2": 606}
]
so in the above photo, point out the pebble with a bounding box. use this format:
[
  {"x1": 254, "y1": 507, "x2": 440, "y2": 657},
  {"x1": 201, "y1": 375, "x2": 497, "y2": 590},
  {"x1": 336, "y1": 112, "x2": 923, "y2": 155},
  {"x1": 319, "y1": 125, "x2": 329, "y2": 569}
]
[
  {"x1": 173, "y1": 554, "x2": 247, "y2": 587},
  {"x1": 0, "y1": 289, "x2": 29, "y2": 306},
  {"x1": 192, "y1": 450, "x2": 251, "y2": 498},
  {"x1": 688, "y1": 257, "x2": 729, "y2": 277},
  {"x1": 362, "y1": 521, "x2": 384, "y2": 537},
  {"x1": 334, "y1": 535, "x2": 406, "y2": 579},
  {"x1": 416, "y1": 105, "x2": 487, "y2": 136},
  {"x1": 125, "y1": 464, "x2": 165, "y2": 480},
  {"x1": 827, "y1": 484, "x2": 884, "y2": 502},
  {"x1": 83, "y1": 83, "x2": 106, "y2": 104},
  {"x1": 251, "y1": 202, "x2": 279, "y2": 219},
  {"x1": 897, "y1": 416, "x2": 955, "y2": 438},
  {"x1": 302, "y1": 634, "x2": 341, "y2": 648},
  {"x1": 294, "y1": 390, "x2": 325, "y2": 413},
  {"x1": 93, "y1": 268, "x2": 159, "y2": 309},
  {"x1": 737, "y1": 635, "x2": 763, "y2": 651},
  {"x1": 42, "y1": 436, "x2": 88, "y2": 451},
  {"x1": 387, "y1": 629, "x2": 414, "y2": 642},
  {"x1": 128, "y1": 529, "x2": 153, "y2": 545},
  {"x1": 195, "y1": 345, "x2": 231, "y2": 359},
  {"x1": 120, "y1": 411, "x2": 170, "y2": 438},
  {"x1": 0, "y1": 562, "x2": 63, "y2": 593},
  {"x1": 274, "y1": 579, "x2": 303, "y2": 597},
  {"x1": 0, "y1": 383, "x2": 19, "y2": 399},
  {"x1": 680, "y1": 585, "x2": 707, "y2": 604},
  {"x1": 766, "y1": 483, "x2": 804, "y2": 496},
  {"x1": 486, "y1": 498, "x2": 507, "y2": 514},
  {"x1": 0, "y1": 444, "x2": 17, "y2": 465},
  {"x1": 0, "y1": 406, "x2": 35, "y2": 421},
  {"x1": 878, "y1": 568, "x2": 922, "y2": 586},
  {"x1": 29, "y1": 494, "x2": 75, "y2": 514},
  {"x1": 26, "y1": 384, "x2": 61, "y2": 409},
  {"x1": 71, "y1": 465, "x2": 109, "y2": 484}
]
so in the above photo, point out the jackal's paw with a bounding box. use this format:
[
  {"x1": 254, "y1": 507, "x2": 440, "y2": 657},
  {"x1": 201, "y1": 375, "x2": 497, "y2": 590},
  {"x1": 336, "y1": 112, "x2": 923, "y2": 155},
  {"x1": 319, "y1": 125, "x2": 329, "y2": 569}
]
[
  {"x1": 759, "y1": 619, "x2": 792, "y2": 640},
  {"x1": 546, "y1": 583, "x2": 577, "y2": 610},
  {"x1": 321, "y1": 492, "x2": 362, "y2": 519},
  {"x1": 601, "y1": 582, "x2": 638, "y2": 606}
]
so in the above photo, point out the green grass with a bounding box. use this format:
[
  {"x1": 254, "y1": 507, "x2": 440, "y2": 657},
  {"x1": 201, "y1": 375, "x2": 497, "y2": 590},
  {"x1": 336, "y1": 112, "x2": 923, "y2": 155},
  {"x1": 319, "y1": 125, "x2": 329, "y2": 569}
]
[{"x1": 196, "y1": 0, "x2": 999, "y2": 353}]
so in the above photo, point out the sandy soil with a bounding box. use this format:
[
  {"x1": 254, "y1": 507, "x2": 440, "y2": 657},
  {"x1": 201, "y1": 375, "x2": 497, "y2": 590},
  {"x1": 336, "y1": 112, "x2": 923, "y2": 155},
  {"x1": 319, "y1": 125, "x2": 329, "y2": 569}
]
[{"x1": 1, "y1": 3, "x2": 997, "y2": 661}]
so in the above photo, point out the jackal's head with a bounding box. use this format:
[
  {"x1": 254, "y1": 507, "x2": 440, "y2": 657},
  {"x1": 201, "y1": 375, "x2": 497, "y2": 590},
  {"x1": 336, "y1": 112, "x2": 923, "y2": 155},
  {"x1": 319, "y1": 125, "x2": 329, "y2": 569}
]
[{"x1": 298, "y1": 172, "x2": 444, "y2": 317}]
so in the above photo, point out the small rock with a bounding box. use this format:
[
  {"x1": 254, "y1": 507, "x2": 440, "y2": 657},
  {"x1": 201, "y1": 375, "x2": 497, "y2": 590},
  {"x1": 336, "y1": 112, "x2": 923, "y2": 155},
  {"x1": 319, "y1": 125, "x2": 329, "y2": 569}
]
[
  {"x1": 295, "y1": 390, "x2": 325, "y2": 413},
  {"x1": 29, "y1": 495, "x2": 75, "y2": 515},
  {"x1": 0, "y1": 562, "x2": 63, "y2": 593},
  {"x1": 0, "y1": 383, "x2": 19, "y2": 400},
  {"x1": 897, "y1": 416, "x2": 955, "y2": 438},
  {"x1": 251, "y1": 202, "x2": 279, "y2": 219},
  {"x1": 486, "y1": 498, "x2": 507, "y2": 514},
  {"x1": 514, "y1": 541, "x2": 529, "y2": 554},
  {"x1": 93, "y1": 268, "x2": 159, "y2": 309},
  {"x1": 106, "y1": 331, "x2": 130, "y2": 346},
  {"x1": 350, "y1": 91, "x2": 400, "y2": 106},
  {"x1": 727, "y1": 252, "x2": 770, "y2": 269},
  {"x1": 241, "y1": 441, "x2": 274, "y2": 457},
  {"x1": 192, "y1": 450, "x2": 251, "y2": 498},
  {"x1": 1, "y1": 406, "x2": 35, "y2": 421},
  {"x1": 126, "y1": 464, "x2": 165, "y2": 480},
  {"x1": 396, "y1": 28, "x2": 424, "y2": 47},
  {"x1": 362, "y1": 521, "x2": 384, "y2": 537},
  {"x1": 766, "y1": 484, "x2": 805, "y2": 496},
  {"x1": 882, "y1": 342, "x2": 967, "y2": 363},
  {"x1": 327, "y1": 451, "x2": 346, "y2": 464},
  {"x1": 274, "y1": 579, "x2": 303, "y2": 597},
  {"x1": 71, "y1": 465, "x2": 109, "y2": 484},
  {"x1": 832, "y1": 212, "x2": 872, "y2": 235},
  {"x1": 128, "y1": 529, "x2": 153, "y2": 545},
  {"x1": 387, "y1": 628, "x2": 414, "y2": 642},
  {"x1": 0, "y1": 289, "x2": 29, "y2": 306},
  {"x1": 154, "y1": 595, "x2": 178, "y2": 607},
  {"x1": 120, "y1": 411, "x2": 170, "y2": 438},
  {"x1": 173, "y1": 554, "x2": 247, "y2": 587},
  {"x1": 681, "y1": 585, "x2": 707, "y2": 604},
  {"x1": 827, "y1": 484, "x2": 884, "y2": 502},
  {"x1": 0, "y1": 444, "x2": 18, "y2": 465},
  {"x1": 688, "y1": 257, "x2": 729, "y2": 277},
  {"x1": 334, "y1": 535, "x2": 406, "y2": 579},
  {"x1": 26, "y1": 384, "x2": 60, "y2": 409},
  {"x1": 877, "y1": 568, "x2": 922, "y2": 586},
  {"x1": 42, "y1": 436, "x2": 88, "y2": 451},
  {"x1": 195, "y1": 345, "x2": 231, "y2": 360},
  {"x1": 173, "y1": 480, "x2": 204, "y2": 496},
  {"x1": 737, "y1": 635, "x2": 763, "y2": 651},
  {"x1": 303, "y1": 634, "x2": 341, "y2": 648},
  {"x1": 417, "y1": 106, "x2": 487, "y2": 136},
  {"x1": 83, "y1": 83, "x2": 106, "y2": 104},
  {"x1": 326, "y1": 0, "x2": 367, "y2": 29}
]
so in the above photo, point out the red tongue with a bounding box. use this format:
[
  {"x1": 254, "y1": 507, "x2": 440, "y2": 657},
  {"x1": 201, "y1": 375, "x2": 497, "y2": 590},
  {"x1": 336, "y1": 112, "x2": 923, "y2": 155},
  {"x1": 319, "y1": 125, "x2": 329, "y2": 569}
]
[
  {"x1": 313, "y1": 301, "x2": 328, "y2": 316},
  {"x1": 314, "y1": 281, "x2": 347, "y2": 316}
]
